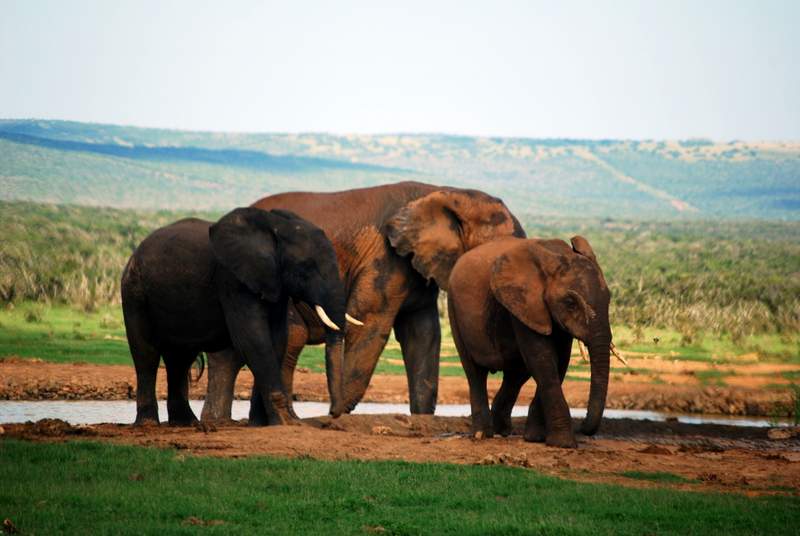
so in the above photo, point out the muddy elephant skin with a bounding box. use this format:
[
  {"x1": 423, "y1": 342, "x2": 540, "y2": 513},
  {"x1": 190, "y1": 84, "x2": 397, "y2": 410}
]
[
  {"x1": 121, "y1": 208, "x2": 348, "y2": 426},
  {"x1": 202, "y1": 181, "x2": 524, "y2": 421},
  {"x1": 448, "y1": 236, "x2": 611, "y2": 448}
]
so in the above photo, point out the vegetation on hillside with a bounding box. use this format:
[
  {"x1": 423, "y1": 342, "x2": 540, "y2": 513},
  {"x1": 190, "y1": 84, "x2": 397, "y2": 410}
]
[
  {"x1": 2, "y1": 202, "x2": 798, "y2": 344},
  {"x1": 2, "y1": 119, "x2": 799, "y2": 219}
]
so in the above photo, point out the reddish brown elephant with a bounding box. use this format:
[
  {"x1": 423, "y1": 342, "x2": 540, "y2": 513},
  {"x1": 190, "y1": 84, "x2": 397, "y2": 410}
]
[
  {"x1": 201, "y1": 181, "x2": 524, "y2": 421},
  {"x1": 447, "y1": 236, "x2": 611, "y2": 448}
]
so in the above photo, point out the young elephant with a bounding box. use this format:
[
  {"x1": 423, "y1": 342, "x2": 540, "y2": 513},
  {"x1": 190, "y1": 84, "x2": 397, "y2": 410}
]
[
  {"x1": 121, "y1": 207, "x2": 356, "y2": 426},
  {"x1": 448, "y1": 236, "x2": 611, "y2": 448}
]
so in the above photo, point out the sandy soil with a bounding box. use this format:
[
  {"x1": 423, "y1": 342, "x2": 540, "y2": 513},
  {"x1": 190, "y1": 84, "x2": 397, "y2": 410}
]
[
  {"x1": 2, "y1": 415, "x2": 799, "y2": 496},
  {"x1": 1, "y1": 358, "x2": 795, "y2": 417}
]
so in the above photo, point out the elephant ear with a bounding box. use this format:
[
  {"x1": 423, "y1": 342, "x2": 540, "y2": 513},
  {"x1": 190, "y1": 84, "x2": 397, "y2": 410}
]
[
  {"x1": 209, "y1": 207, "x2": 281, "y2": 301},
  {"x1": 570, "y1": 235, "x2": 597, "y2": 263},
  {"x1": 384, "y1": 191, "x2": 465, "y2": 290},
  {"x1": 489, "y1": 242, "x2": 553, "y2": 335}
]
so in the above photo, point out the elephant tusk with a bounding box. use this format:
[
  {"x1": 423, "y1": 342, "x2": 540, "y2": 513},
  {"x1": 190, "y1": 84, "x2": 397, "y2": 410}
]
[
  {"x1": 578, "y1": 341, "x2": 589, "y2": 363},
  {"x1": 315, "y1": 305, "x2": 341, "y2": 331},
  {"x1": 610, "y1": 342, "x2": 629, "y2": 367},
  {"x1": 345, "y1": 313, "x2": 364, "y2": 326}
]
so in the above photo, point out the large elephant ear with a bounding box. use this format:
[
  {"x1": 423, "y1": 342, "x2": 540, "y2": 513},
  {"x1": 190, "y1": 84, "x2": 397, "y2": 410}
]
[
  {"x1": 489, "y1": 242, "x2": 552, "y2": 335},
  {"x1": 209, "y1": 207, "x2": 281, "y2": 301},
  {"x1": 384, "y1": 191, "x2": 465, "y2": 289}
]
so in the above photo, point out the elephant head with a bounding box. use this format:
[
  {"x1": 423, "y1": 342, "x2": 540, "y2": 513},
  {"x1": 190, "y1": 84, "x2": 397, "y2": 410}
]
[
  {"x1": 209, "y1": 207, "x2": 349, "y2": 416},
  {"x1": 490, "y1": 236, "x2": 611, "y2": 435},
  {"x1": 385, "y1": 188, "x2": 524, "y2": 290}
]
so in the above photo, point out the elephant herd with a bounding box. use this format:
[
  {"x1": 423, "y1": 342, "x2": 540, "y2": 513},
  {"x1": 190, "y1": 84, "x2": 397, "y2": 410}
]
[{"x1": 121, "y1": 181, "x2": 612, "y2": 448}]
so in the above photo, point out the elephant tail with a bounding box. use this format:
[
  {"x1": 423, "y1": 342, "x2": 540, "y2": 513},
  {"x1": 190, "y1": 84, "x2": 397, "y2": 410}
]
[{"x1": 190, "y1": 352, "x2": 206, "y2": 383}]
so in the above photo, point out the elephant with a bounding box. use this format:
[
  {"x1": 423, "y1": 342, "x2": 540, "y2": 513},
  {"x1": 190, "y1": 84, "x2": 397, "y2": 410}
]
[
  {"x1": 447, "y1": 235, "x2": 611, "y2": 448},
  {"x1": 201, "y1": 181, "x2": 525, "y2": 422},
  {"x1": 121, "y1": 207, "x2": 357, "y2": 426}
]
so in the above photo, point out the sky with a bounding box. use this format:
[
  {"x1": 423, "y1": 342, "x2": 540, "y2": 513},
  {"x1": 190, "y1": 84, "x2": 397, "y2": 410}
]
[{"x1": 1, "y1": 0, "x2": 798, "y2": 140}]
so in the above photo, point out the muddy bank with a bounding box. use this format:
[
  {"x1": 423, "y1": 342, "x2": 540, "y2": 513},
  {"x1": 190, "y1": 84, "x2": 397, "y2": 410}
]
[
  {"x1": 3, "y1": 415, "x2": 799, "y2": 496},
  {"x1": 0, "y1": 358, "x2": 795, "y2": 418}
]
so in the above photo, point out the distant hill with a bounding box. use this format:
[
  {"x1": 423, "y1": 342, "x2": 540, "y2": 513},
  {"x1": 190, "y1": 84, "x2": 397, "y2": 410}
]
[{"x1": 1, "y1": 119, "x2": 798, "y2": 219}]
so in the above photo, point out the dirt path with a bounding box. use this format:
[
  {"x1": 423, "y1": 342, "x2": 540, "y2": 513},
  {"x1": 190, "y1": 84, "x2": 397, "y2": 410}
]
[
  {"x1": 1, "y1": 358, "x2": 795, "y2": 417},
  {"x1": 3, "y1": 415, "x2": 799, "y2": 496}
]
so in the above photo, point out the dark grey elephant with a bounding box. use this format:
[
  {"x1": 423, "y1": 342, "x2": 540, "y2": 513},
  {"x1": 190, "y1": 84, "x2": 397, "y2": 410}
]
[{"x1": 121, "y1": 207, "x2": 355, "y2": 425}]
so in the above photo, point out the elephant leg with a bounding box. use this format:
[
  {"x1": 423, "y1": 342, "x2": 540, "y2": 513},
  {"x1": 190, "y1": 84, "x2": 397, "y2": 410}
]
[
  {"x1": 248, "y1": 298, "x2": 293, "y2": 425},
  {"x1": 122, "y1": 300, "x2": 160, "y2": 425},
  {"x1": 449, "y1": 300, "x2": 492, "y2": 437},
  {"x1": 394, "y1": 294, "x2": 440, "y2": 414},
  {"x1": 221, "y1": 292, "x2": 292, "y2": 426},
  {"x1": 164, "y1": 352, "x2": 198, "y2": 426},
  {"x1": 280, "y1": 304, "x2": 309, "y2": 419},
  {"x1": 512, "y1": 318, "x2": 576, "y2": 448},
  {"x1": 491, "y1": 361, "x2": 528, "y2": 437},
  {"x1": 340, "y1": 284, "x2": 407, "y2": 413},
  {"x1": 527, "y1": 330, "x2": 574, "y2": 442},
  {"x1": 201, "y1": 348, "x2": 244, "y2": 423}
]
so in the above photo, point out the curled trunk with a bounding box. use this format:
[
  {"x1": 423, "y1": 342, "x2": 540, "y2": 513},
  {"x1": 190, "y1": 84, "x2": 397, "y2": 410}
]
[
  {"x1": 325, "y1": 331, "x2": 345, "y2": 417},
  {"x1": 580, "y1": 335, "x2": 611, "y2": 435}
]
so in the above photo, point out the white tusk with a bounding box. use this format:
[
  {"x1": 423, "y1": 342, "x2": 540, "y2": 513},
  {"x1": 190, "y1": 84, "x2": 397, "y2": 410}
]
[
  {"x1": 345, "y1": 313, "x2": 364, "y2": 326},
  {"x1": 315, "y1": 305, "x2": 341, "y2": 331},
  {"x1": 610, "y1": 343, "x2": 629, "y2": 367}
]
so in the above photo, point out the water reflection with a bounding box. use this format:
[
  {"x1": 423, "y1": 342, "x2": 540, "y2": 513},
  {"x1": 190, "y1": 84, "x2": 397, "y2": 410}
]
[{"x1": 0, "y1": 400, "x2": 788, "y2": 428}]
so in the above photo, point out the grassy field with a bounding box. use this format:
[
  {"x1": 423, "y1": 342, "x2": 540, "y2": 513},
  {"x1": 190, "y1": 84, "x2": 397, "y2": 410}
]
[
  {"x1": 1, "y1": 201, "x2": 798, "y2": 387},
  {"x1": 3, "y1": 201, "x2": 798, "y2": 334},
  {"x1": 2, "y1": 302, "x2": 798, "y2": 395},
  {"x1": 1, "y1": 439, "x2": 798, "y2": 535}
]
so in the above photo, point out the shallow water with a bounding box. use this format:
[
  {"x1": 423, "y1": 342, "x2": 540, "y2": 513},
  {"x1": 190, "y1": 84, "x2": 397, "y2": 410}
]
[{"x1": 0, "y1": 400, "x2": 789, "y2": 428}]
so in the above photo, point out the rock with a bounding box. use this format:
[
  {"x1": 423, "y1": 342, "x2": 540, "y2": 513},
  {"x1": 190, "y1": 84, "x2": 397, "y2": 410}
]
[
  {"x1": 371, "y1": 425, "x2": 392, "y2": 435},
  {"x1": 638, "y1": 444, "x2": 673, "y2": 455},
  {"x1": 767, "y1": 427, "x2": 800, "y2": 440},
  {"x1": 3, "y1": 518, "x2": 19, "y2": 534},
  {"x1": 697, "y1": 472, "x2": 720, "y2": 482}
]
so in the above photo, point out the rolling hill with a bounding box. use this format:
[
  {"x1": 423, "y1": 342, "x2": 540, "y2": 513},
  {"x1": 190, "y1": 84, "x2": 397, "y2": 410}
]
[{"x1": 1, "y1": 119, "x2": 798, "y2": 219}]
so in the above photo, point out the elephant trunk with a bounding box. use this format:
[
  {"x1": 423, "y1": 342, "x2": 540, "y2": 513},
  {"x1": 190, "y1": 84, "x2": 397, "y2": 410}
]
[
  {"x1": 580, "y1": 332, "x2": 611, "y2": 435},
  {"x1": 325, "y1": 331, "x2": 345, "y2": 417}
]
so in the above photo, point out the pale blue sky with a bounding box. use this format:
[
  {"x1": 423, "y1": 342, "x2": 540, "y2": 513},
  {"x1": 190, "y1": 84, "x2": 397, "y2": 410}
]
[{"x1": 1, "y1": 0, "x2": 798, "y2": 139}]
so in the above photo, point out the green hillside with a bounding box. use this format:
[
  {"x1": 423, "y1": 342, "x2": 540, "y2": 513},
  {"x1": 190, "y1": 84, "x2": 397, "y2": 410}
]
[{"x1": 1, "y1": 119, "x2": 798, "y2": 219}]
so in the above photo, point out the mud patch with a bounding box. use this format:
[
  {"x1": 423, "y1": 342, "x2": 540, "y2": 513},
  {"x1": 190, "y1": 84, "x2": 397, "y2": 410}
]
[{"x1": 3, "y1": 415, "x2": 799, "y2": 496}]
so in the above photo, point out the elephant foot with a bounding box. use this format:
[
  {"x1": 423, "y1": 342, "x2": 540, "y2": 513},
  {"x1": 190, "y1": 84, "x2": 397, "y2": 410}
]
[
  {"x1": 134, "y1": 405, "x2": 159, "y2": 426},
  {"x1": 167, "y1": 402, "x2": 198, "y2": 426},
  {"x1": 545, "y1": 429, "x2": 578, "y2": 449},
  {"x1": 134, "y1": 416, "x2": 159, "y2": 427},
  {"x1": 250, "y1": 392, "x2": 299, "y2": 426},
  {"x1": 491, "y1": 411, "x2": 513, "y2": 437},
  {"x1": 471, "y1": 415, "x2": 494, "y2": 439},
  {"x1": 523, "y1": 422, "x2": 546, "y2": 443},
  {"x1": 168, "y1": 416, "x2": 199, "y2": 427},
  {"x1": 193, "y1": 421, "x2": 218, "y2": 433},
  {"x1": 269, "y1": 392, "x2": 300, "y2": 425}
]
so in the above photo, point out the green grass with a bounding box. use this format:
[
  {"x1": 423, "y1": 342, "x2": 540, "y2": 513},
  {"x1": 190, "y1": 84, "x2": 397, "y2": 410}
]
[
  {"x1": 1, "y1": 440, "x2": 798, "y2": 535},
  {"x1": 0, "y1": 302, "x2": 131, "y2": 364},
  {"x1": 1, "y1": 303, "x2": 796, "y2": 380}
]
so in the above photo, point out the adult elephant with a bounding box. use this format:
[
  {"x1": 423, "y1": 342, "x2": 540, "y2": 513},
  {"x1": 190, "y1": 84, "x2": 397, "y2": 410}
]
[
  {"x1": 122, "y1": 207, "x2": 351, "y2": 425},
  {"x1": 201, "y1": 181, "x2": 524, "y2": 421}
]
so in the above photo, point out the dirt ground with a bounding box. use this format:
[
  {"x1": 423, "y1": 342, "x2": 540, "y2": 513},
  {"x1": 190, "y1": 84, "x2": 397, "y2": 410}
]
[
  {"x1": 0, "y1": 357, "x2": 795, "y2": 417},
  {"x1": 3, "y1": 415, "x2": 799, "y2": 496}
]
